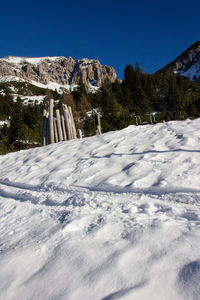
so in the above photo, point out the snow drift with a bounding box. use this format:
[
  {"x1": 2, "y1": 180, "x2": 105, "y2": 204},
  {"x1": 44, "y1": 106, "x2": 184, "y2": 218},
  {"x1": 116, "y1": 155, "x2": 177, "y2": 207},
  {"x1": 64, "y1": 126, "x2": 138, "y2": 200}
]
[{"x1": 0, "y1": 119, "x2": 200, "y2": 300}]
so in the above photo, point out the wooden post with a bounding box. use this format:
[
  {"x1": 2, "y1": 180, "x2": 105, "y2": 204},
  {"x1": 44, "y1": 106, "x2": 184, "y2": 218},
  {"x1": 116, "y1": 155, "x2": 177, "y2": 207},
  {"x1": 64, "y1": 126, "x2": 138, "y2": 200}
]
[
  {"x1": 46, "y1": 112, "x2": 49, "y2": 144},
  {"x1": 77, "y1": 129, "x2": 82, "y2": 139},
  {"x1": 61, "y1": 115, "x2": 67, "y2": 141},
  {"x1": 49, "y1": 99, "x2": 54, "y2": 144},
  {"x1": 93, "y1": 109, "x2": 102, "y2": 135},
  {"x1": 54, "y1": 117, "x2": 58, "y2": 143},
  {"x1": 138, "y1": 116, "x2": 142, "y2": 125},
  {"x1": 63, "y1": 104, "x2": 72, "y2": 140},
  {"x1": 96, "y1": 112, "x2": 101, "y2": 135},
  {"x1": 68, "y1": 108, "x2": 74, "y2": 140},
  {"x1": 68, "y1": 106, "x2": 77, "y2": 139},
  {"x1": 150, "y1": 114, "x2": 153, "y2": 124},
  {"x1": 56, "y1": 109, "x2": 63, "y2": 141},
  {"x1": 42, "y1": 109, "x2": 47, "y2": 146}
]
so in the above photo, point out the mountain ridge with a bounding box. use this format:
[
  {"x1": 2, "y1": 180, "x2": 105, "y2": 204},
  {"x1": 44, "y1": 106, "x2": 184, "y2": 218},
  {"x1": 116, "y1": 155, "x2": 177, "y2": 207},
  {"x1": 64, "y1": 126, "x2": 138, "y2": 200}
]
[
  {"x1": 0, "y1": 55, "x2": 117, "y2": 92},
  {"x1": 159, "y1": 41, "x2": 200, "y2": 81}
]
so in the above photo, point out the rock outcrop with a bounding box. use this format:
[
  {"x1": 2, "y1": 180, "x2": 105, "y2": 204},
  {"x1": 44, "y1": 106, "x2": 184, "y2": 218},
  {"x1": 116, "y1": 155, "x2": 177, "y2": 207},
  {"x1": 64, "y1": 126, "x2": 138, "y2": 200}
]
[
  {"x1": 159, "y1": 41, "x2": 200, "y2": 81},
  {"x1": 0, "y1": 56, "x2": 117, "y2": 91}
]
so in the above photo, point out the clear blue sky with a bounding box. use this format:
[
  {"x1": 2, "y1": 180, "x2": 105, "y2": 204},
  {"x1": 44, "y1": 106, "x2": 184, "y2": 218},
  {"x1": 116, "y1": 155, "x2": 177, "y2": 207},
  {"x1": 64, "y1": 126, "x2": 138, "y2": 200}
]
[{"x1": 0, "y1": 0, "x2": 199, "y2": 79}]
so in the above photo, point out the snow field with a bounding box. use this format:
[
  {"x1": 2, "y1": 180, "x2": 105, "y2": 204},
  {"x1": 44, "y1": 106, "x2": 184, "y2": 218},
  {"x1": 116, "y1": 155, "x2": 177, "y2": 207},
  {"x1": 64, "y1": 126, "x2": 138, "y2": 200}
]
[
  {"x1": 0, "y1": 56, "x2": 65, "y2": 65},
  {"x1": 0, "y1": 118, "x2": 200, "y2": 299}
]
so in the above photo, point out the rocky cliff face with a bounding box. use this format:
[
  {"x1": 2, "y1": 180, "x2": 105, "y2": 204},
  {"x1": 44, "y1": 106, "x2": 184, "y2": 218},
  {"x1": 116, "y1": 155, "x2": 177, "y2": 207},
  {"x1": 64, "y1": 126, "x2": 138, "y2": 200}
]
[
  {"x1": 0, "y1": 56, "x2": 117, "y2": 91},
  {"x1": 159, "y1": 41, "x2": 200, "y2": 81}
]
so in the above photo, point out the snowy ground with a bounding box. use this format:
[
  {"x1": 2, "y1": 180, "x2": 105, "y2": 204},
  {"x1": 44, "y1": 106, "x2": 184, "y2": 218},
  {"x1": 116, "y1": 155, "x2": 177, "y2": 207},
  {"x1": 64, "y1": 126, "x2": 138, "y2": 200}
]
[
  {"x1": 12, "y1": 94, "x2": 46, "y2": 105},
  {"x1": 0, "y1": 119, "x2": 200, "y2": 300}
]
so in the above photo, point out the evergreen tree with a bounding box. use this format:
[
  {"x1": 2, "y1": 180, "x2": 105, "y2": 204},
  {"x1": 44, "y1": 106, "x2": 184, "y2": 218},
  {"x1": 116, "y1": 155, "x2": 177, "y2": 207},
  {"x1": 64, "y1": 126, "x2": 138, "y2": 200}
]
[
  {"x1": 166, "y1": 75, "x2": 184, "y2": 111},
  {"x1": 122, "y1": 85, "x2": 133, "y2": 110},
  {"x1": 8, "y1": 97, "x2": 24, "y2": 144},
  {"x1": 100, "y1": 84, "x2": 121, "y2": 117},
  {"x1": 124, "y1": 64, "x2": 135, "y2": 91},
  {"x1": 134, "y1": 85, "x2": 150, "y2": 112}
]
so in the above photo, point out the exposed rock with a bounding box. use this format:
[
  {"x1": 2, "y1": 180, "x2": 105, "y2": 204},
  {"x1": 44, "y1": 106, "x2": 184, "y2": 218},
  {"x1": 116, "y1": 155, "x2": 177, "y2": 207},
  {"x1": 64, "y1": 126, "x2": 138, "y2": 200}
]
[
  {"x1": 0, "y1": 56, "x2": 117, "y2": 91},
  {"x1": 159, "y1": 41, "x2": 200, "y2": 81}
]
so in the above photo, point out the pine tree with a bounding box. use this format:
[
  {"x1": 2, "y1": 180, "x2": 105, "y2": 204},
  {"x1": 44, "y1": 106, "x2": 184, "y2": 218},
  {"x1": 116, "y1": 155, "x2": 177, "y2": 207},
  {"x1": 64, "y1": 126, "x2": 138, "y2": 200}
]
[
  {"x1": 134, "y1": 85, "x2": 150, "y2": 112},
  {"x1": 124, "y1": 64, "x2": 135, "y2": 91},
  {"x1": 8, "y1": 98, "x2": 24, "y2": 144},
  {"x1": 122, "y1": 85, "x2": 134, "y2": 110},
  {"x1": 100, "y1": 84, "x2": 120, "y2": 117},
  {"x1": 167, "y1": 75, "x2": 183, "y2": 111}
]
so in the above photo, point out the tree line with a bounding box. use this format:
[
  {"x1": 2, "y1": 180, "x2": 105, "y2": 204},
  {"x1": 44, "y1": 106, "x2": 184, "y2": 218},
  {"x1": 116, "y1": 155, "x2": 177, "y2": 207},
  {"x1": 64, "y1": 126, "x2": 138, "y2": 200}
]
[{"x1": 1, "y1": 63, "x2": 200, "y2": 154}]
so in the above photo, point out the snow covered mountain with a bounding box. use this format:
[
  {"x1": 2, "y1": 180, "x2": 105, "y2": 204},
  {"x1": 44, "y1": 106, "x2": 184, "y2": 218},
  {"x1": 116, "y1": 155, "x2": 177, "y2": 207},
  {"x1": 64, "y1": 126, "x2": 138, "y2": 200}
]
[
  {"x1": 0, "y1": 56, "x2": 117, "y2": 92},
  {"x1": 159, "y1": 41, "x2": 200, "y2": 81},
  {"x1": 0, "y1": 118, "x2": 200, "y2": 299}
]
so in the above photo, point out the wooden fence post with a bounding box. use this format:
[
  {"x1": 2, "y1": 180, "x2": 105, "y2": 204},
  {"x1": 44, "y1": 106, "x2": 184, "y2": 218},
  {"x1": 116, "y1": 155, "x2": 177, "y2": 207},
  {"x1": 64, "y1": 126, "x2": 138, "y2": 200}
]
[
  {"x1": 93, "y1": 109, "x2": 102, "y2": 135},
  {"x1": 49, "y1": 99, "x2": 54, "y2": 144},
  {"x1": 61, "y1": 115, "x2": 67, "y2": 141},
  {"x1": 56, "y1": 109, "x2": 63, "y2": 141},
  {"x1": 46, "y1": 112, "x2": 49, "y2": 144},
  {"x1": 54, "y1": 117, "x2": 58, "y2": 143},
  {"x1": 77, "y1": 129, "x2": 82, "y2": 139},
  {"x1": 150, "y1": 114, "x2": 153, "y2": 124},
  {"x1": 68, "y1": 106, "x2": 77, "y2": 139},
  {"x1": 42, "y1": 109, "x2": 47, "y2": 146},
  {"x1": 63, "y1": 104, "x2": 72, "y2": 140},
  {"x1": 138, "y1": 116, "x2": 142, "y2": 125},
  {"x1": 96, "y1": 112, "x2": 101, "y2": 135}
]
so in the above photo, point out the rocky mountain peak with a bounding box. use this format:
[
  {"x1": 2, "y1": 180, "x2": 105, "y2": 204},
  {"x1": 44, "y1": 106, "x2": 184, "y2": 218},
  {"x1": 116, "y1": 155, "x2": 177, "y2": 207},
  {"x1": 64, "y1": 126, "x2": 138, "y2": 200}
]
[
  {"x1": 0, "y1": 56, "x2": 117, "y2": 92},
  {"x1": 159, "y1": 41, "x2": 200, "y2": 81}
]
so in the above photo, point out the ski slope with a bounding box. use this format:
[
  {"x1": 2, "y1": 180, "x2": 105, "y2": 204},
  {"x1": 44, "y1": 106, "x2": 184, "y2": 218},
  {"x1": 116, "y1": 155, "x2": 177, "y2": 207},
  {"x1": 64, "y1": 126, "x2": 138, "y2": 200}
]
[{"x1": 0, "y1": 119, "x2": 200, "y2": 300}]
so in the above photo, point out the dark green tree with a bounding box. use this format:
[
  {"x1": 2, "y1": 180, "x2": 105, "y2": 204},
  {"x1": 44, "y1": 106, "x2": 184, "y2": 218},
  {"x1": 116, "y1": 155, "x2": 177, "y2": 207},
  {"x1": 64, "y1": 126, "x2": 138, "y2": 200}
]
[
  {"x1": 166, "y1": 75, "x2": 184, "y2": 111},
  {"x1": 124, "y1": 64, "x2": 135, "y2": 91}
]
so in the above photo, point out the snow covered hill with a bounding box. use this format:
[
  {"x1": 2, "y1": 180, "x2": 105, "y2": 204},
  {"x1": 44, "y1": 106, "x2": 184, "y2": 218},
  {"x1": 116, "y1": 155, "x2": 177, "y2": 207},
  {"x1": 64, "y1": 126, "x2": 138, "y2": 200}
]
[{"x1": 0, "y1": 119, "x2": 200, "y2": 300}]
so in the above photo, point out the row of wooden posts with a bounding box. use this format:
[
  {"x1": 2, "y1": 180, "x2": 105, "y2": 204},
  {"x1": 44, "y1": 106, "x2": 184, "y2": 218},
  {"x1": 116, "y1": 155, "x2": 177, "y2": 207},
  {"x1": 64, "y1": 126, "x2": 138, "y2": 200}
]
[
  {"x1": 134, "y1": 113, "x2": 156, "y2": 126},
  {"x1": 42, "y1": 99, "x2": 102, "y2": 146},
  {"x1": 42, "y1": 100, "x2": 158, "y2": 146}
]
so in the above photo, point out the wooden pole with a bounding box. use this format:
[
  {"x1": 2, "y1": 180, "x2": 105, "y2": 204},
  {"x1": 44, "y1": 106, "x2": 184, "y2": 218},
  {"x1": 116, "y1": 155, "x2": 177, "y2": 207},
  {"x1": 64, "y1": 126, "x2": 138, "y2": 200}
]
[
  {"x1": 77, "y1": 129, "x2": 82, "y2": 139},
  {"x1": 97, "y1": 112, "x2": 101, "y2": 135},
  {"x1": 61, "y1": 115, "x2": 67, "y2": 141},
  {"x1": 49, "y1": 99, "x2": 54, "y2": 144},
  {"x1": 46, "y1": 112, "x2": 49, "y2": 144},
  {"x1": 55, "y1": 109, "x2": 63, "y2": 141},
  {"x1": 63, "y1": 104, "x2": 72, "y2": 140},
  {"x1": 93, "y1": 109, "x2": 102, "y2": 135},
  {"x1": 150, "y1": 114, "x2": 153, "y2": 124},
  {"x1": 138, "y1": 116, "x2": 142, "y2": 125},
  {"x1": 42, "y1": 109, "x2": 47, "y2": 146},
  {"x1": 68, "y1": 106, "x2": 77, "y2": 139},
  {"x1": 68, "y1": 108, "x2": 74, "y2": 140},
  {"x1": 54, "y1": 117, "x2": 58, "y2": 143}
]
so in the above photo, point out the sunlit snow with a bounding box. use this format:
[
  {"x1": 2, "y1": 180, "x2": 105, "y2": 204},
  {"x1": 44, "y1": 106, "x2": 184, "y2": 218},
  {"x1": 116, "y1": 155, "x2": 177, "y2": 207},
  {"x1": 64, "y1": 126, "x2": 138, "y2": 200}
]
[
  {"x1": 0, "y1": 119, "x2": 200, "y2": 300},
  {"x1": 1, "y1": 56, "x2": 65, "y2": 65}
]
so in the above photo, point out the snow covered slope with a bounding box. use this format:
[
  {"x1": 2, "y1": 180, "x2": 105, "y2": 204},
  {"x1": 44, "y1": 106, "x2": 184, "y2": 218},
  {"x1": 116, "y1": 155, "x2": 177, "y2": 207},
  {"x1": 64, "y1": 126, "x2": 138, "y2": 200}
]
[
  {"x1": 1, "y1": 56, "x2": 64, "y2": 65},
  {"x1": 0, "y1": 119, "x2": 200, "y2": 300}
]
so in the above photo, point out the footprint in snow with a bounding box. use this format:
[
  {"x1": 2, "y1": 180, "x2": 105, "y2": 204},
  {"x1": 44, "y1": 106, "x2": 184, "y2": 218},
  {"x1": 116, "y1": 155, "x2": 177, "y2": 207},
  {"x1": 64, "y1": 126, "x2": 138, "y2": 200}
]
[{"x1": 178, "y1": 260, "x2": 200, "y2": 300}]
